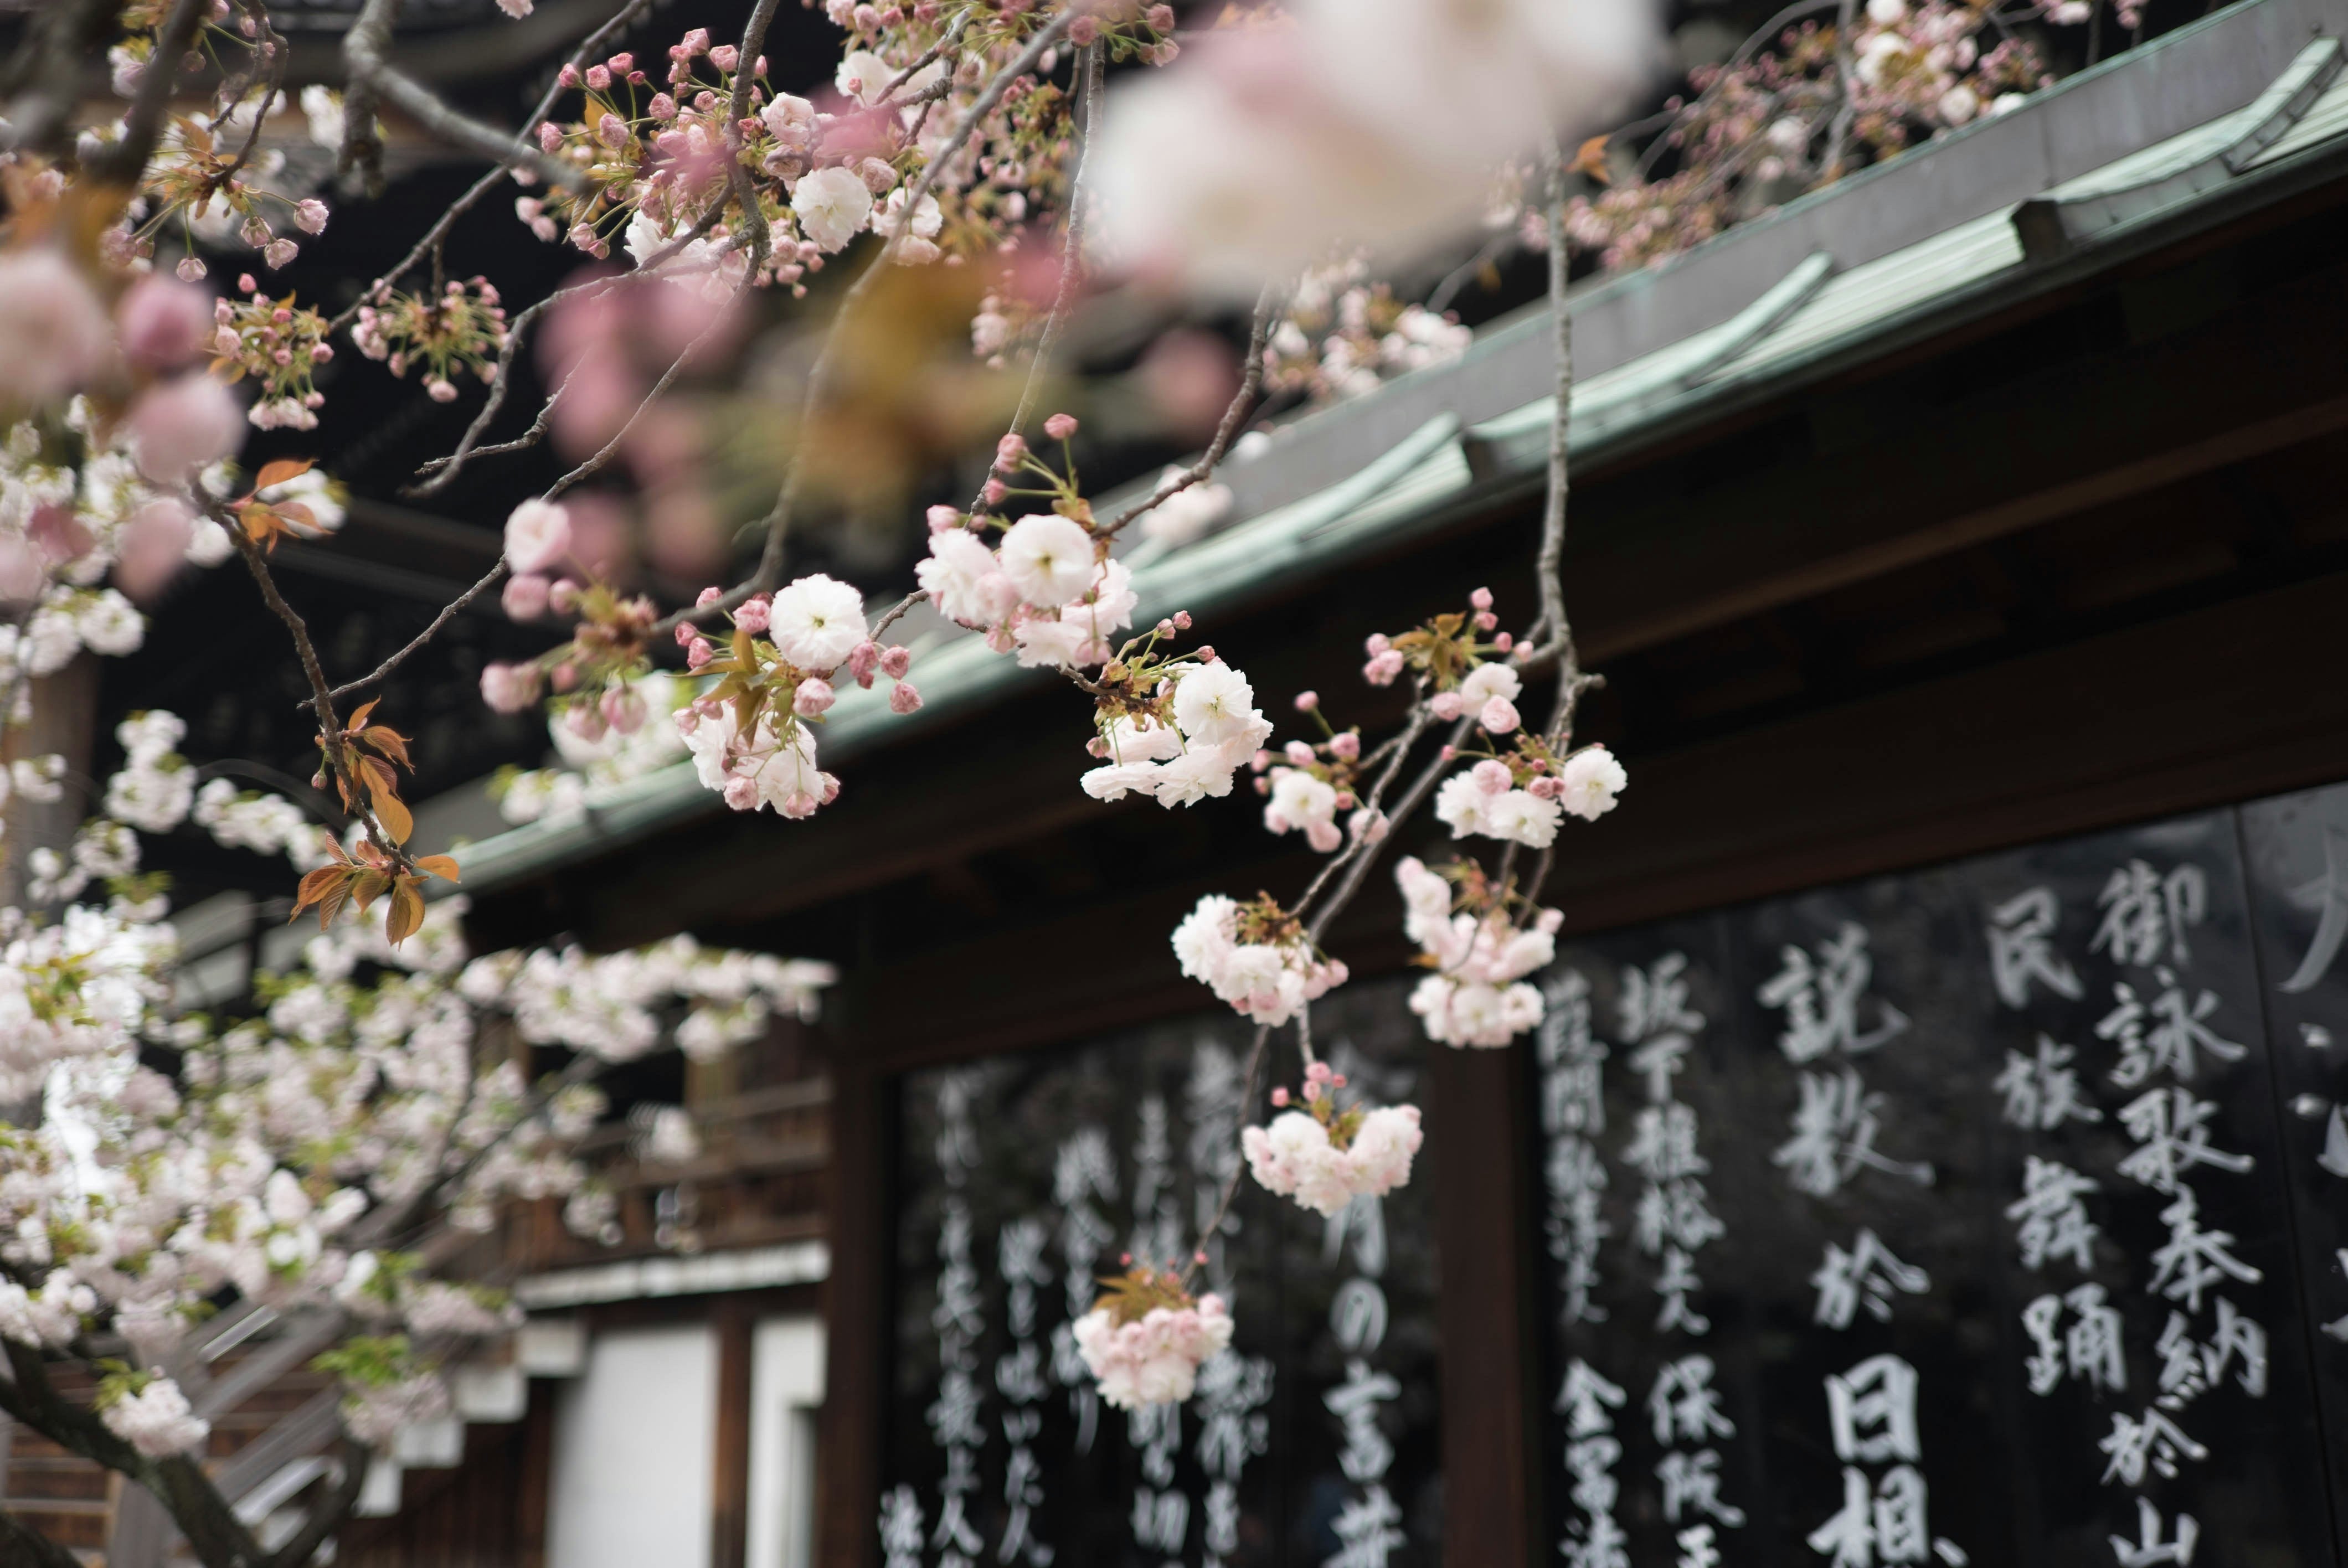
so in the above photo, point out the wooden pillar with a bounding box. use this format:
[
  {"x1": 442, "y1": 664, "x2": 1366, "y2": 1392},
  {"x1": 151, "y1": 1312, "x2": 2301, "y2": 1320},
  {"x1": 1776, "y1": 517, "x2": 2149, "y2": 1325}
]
[
  {"x1": 1428, "y1": 1037, "x2": 1540, "y2": 1568},
  {"x1": 713, "y1": 1298, "x2": 754, "y2": 1568},
  {"x1": 817, "y1": 1055, "x2": 887, "y2": 1568}
]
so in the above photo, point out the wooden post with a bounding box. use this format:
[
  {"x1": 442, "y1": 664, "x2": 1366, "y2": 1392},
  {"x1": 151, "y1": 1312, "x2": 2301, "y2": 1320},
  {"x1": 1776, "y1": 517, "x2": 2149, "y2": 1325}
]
[
  {"x1": 713, "y1": 1298, "x2": 754, "y2": 1568},
  {"x1": 1428, "y1": 1036, "x2": 1539, "y2": 1568},
  {"x1": 817, "y1": 1054, "x2": 888, "y2": 1568}
]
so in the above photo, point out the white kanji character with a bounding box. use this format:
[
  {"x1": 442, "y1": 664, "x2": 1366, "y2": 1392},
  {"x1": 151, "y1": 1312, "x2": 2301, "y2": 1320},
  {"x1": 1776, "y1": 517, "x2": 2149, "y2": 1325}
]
[
  {"x1": 2100, "y1": 971, "x2": 2245, "y2": 1087},
  {"x1": 1992, "y1": 1035, "x2": 2102, "y2": 1130},
  {"x1": 1825, "y1": 1355, "x2": 1921, "y2": 1465},
  {"x1": 1777, "y1": 1067, "x2": 1934, "y2": 1198},
  {"x1": 1557, "y1": 1359, "x2": 1625, "y2": 1437},
  {"x1": 1759, "y1": 924, "x2": 1911, "y2": 1064},
  {"x1": 1650, "y1": 1355, "x2": 1735, "y2": 1446},
  {"x1": 2117, "y1": 1087, "x2": 2254, "y2": 1194},
  {"x1": 2146, "y1": 1187, "x2": 2262, "y2": 1314},
  {"x1": 2098, "y1": 1409, "x2": 2209, "y2": 1486},
  {"x1": 1812, "y1": 1228, "x2": 1931, "y2": 1330},
  {"x1": 2090, "y1": 860, "x2": 2205, "y2": 969},
  {"x1": 2109, "y1": 1497, "x2": 2200, "y2": 1566},
  {"x1": 1986, "y1": 888, "x2": 2084, "y2": 1009},
  {"x1": 2005, "y1": 1157, "x2": 2100, "y2": 1272},
  {"x1": 1656, "y1": 1449, "x2": 1746, "y2": 1527}
]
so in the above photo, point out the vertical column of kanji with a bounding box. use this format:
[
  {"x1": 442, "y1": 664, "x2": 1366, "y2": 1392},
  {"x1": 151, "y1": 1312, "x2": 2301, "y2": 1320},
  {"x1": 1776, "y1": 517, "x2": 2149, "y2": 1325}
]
[
  {"x1": 1127, "y1": 1094, "x2": 1196, "y2": 1563},
  {"x1": 2090, "y1": 847, "x2": 2289, "y2": 1560},
  {"x1": 993, "y1": 1210, "x2": 1053, "y2": 1568},
  {"x1": 1617, "y1": 953, "x2": 1743, "y2": 1568},
  {"x1": 1754, "y1": 913, "x2": 1976, "y2": 1568},
  {"x1": 1050, "y1": 1126, "x2": 1119, "y2": 1468},
  {"x1": 929, "y1": 1071, "x2": 990, "y2": 1568},
  {"x1": 1185, "y1": 1037, "x2": 1274, "y2": 1568}
]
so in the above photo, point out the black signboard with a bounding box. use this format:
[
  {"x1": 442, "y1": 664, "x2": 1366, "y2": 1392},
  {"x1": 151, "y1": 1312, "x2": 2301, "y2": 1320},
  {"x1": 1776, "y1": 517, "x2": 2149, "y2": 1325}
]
[
  {"x1": 884, "y1": 983, "x2": 1440, "y2": 1568},
  {"x1": 1531, "y1": 789, "x2": 2348, "y2": 1567}
]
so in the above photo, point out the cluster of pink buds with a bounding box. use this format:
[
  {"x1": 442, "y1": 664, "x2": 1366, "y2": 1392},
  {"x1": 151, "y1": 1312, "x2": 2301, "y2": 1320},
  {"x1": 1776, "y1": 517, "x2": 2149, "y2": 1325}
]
[
  {"x1": 208, "y1": 278, "x2": 332, "y2": 431},
  {"x1": 1249, "y1": 691, "x2": 1366, "y2": 853},
  {"x1": 1362, "y1": 589, "x2": 1522, "y2": 731}
]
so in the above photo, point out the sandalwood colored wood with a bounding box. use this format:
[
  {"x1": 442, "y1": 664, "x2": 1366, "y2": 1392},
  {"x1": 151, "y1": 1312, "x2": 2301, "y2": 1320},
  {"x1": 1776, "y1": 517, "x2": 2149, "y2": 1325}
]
[{"x1": 713, "y1": 1298, "x2": 755, "y2": 1568}]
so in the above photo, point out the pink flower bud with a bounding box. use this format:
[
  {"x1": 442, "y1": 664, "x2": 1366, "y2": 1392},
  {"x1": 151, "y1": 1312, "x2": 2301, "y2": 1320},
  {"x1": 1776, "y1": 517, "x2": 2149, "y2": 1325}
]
[
  {"x1": 696, "y1": 585, "x2": 724, "y2": 606},
  {"x1": 558, "y1": 63, "x2": 581, "y2": 86},
  {"x1": 846, "y1": 640, "x2": 881, "y2": 687},
  {"x1": 879, "y1": 644, "x2": 911, "y2": 679},
  {"x1": 1250, "y1": 750, "x2": 1273, "y2": 772},
  {"x1": 1470, "y1": 586, "x2": 1493, "y2": 610},
  {"x1": 1439, "y1": 745, "x2": 1456, "y2": 761},
  {"x1": 295, "y1": 199, "x2": 329, "y2": 235},
  {"x1": 675, "y1": 622, "x2": 698, "y2": 646},
  {"x1": 710, "y1": 44, "x2": 739, "y2": 70},
  {"x1": 176, "y1": 255, "x2": 207, "y2": 281},
  {"x1": 734, "y1": 595, "x2": 772, "y2": 633},
  {"x1": 1173, "y1": 610, "x2": 1193, "y2": 630},
  {"x1": 889, "y1": 681, "x2": 922, "y2": 714},
  {"x1": 649, "y1": 91, "x2": 678, "y2": 119},
  {"x1": 1293, "y1": 689, "x2": 1319, "y2": 712},
  {"x1": 479, "y1": 662, "x2": 543, "y2": 713},
  {"x1": 686, "y1": 637, "x2": 715, "y2": 669},
  {"x1": 601, "y1": 684, "x2": 647, "y2": 733},
  {"x1": 780, "y1": 790, "x2": 820, "y2": 819},
  {"x1": 1474, "y1": 610, "x2": 1499, "y2": 632},
  {"x1": 1471, "y1": 759, "x2": 1512, "y2": 795},
  {"x1": 1147, "y1": 4, "x2": 1175, "y2": 28},
  {"x1": 982, "y1": 478, "x2": 1007, "y2": 506},
  {"x1": 1429, "y1": 690, "x2": 1463, "y2": 720},
  {"x1": 993, "y1": 432, "x2": 1027, "y2": 470},
  {"x1": 609, "y1": 51, "x2": 635, "y2": 71},
  {"x1": 238, "y1": 273, "x2": 257, "y2": 293},
  {"x1": 723, "y1": 775, "x2": 759, "y2": 810},
  {"x1": 1306, "y1": 1061, "x2": 1331, "y2": 1082},
  {"x1": 1528, "y1": 776, "x2": 1563, "y2": 800},
  {"x1": 1494, "y1": 631, "x2": 1513, "y2": 653},
  {"x1": 1480, "y1": 695, "x2": 1521, "y2": 734},
  {"x1": 1068, "y1": 13, "x2": 1099, "y2": 43},
  {"x1": 681, "y1": 27, "x2": 710, "y2": 54},
  {"x1": 1284, "y1": 740, "x2": 1315, "y2": 766},
  {"x1": 1332, "y1": 1073, "x2": 1347, "y2": 1088},
  {"x1": 1043, "y1": 411, "x2": 1079, "y2": 440},
  {"x1": 1362, "y1": 649, "x2": 1404, "y2": 686},
  {"x1": 1330, "y1": 732, "x2": 1360, "y2": 760},
  {"x1": 551, "y1": 662, "x2": 580, "y2": 693},
  {"x1": 1195, "y1": 644, "x2": 1216, "y2": 663},
  {"x1": 926, "y1": 504, "x2": 960, "y2": 532},
  {"x1": 794, "y1": 678, "x2": 835, "y2": 716},
  {"x1": 502, "y1": 572, "x2": 551, "y2": 621},
  {"x1": 550, "y1": 579, "x2": 582, "y2": 614},
  {"x1": 565, "y1": 702, "x2": 609, "y2": 742},
  {"x1": 1270, "y1": 1087, "x2": 1289, "y2": 1107},
  {"x1": 1364, "y1": 632, "x2": 1391, "y2": 656}
]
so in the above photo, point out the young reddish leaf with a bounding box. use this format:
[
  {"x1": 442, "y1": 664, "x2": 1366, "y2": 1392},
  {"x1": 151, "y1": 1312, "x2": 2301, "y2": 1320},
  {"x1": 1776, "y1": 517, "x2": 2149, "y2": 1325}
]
[
  {"x1": 362, "y1": 725, "x2": 412, "y2": 770},
  {"x1": 359, "y1": 754, "x2": 397, "y2": 800},
  {"x1": 290, "y1": 865, "x2": 352, "y2": 929},
  {"x1": 1570, "y1": 134, "x2": 1613, "y2": 185},
  {"x1": 275, "y1": 501, "x2": 317, "y2": 532},
  {"x1": 414, "y1": 855, "x2": 461, "y2": 883},
  {"x1": 348, "y1": 698, "x2": 379, "y2": 730},
  {"x1": 351, "y1": 870, "x2": 393, "y2": 913},
  {"x1": 371, "y1": 788, "x2": 413, "y2": 846},
  {"x1": 253, "y1": 457, "x2": 315, "y2": 492},
  {"x1": 385, "y1": 878, "x2": 425, "y2": 946}
]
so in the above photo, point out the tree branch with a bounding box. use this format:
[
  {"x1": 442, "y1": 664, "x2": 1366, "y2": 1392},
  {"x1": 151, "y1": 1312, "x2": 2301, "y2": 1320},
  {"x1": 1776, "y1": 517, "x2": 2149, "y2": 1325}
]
[
  {"x1": 83, "y1": 0, "x2": 207, "y2": 188},
  {"x1": 343, "y1": 0, "x2": 589, "y2": 194},
  {"x1": 1102, "y1": 286, "x2": 1278, "y2": 537},
  {"x1": 262, "y1": 1437, "x2": 371, "y2": 1568},
  {"x1": 0, "y1": 1505, "x2": 85, "y2": 1568},
  {"x1": 320, "y1": 561, "x2": 509, "y2": 710}
]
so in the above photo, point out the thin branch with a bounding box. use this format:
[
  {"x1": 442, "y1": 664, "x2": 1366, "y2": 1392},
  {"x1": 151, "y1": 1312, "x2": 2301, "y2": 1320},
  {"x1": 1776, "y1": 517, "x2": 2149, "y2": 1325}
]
[
  {"x1": 1178, "y1": 1021, "x2": 1273, "y2": 1291},
  {"x1": 0, "y1": 0, "x2": 129, "y2": 159},
  {"x1": 329, "y1": 0, "x2": 662, "y2": 334},
  {"x1": 343, "y1": 0, "x2": 588, "y2": 194},
  {"x1": 991, "y1": 40, "x2": 1101, "y2": 463},
  {"x1": 720, "y1": 0, "x2": 784, "y2": 274},
  {"x1": 543, "y1": 278, "x2": 752, "y2": 501},
  {"x1": 83, "y1": 0, "x2": 207, "y2": 187},
  {"x1": 320, "y1": 561, "x2": 509, "y2": 709},
  {"x1": 1102, "y1": 287, "x2": 1278, "y2": 537},
  {"x1": 1304, "y1": 715, "x2": 1472, "y2": 948},
  {"x1": 0, "y1": 1505, "x2": 84, "y2": 1568},
  {"x1": 228, "y1": 520, "x2": 403, "y2": 866},
  {"x1": 868, "y1": 589, "x2": 929, "y2": 643}
]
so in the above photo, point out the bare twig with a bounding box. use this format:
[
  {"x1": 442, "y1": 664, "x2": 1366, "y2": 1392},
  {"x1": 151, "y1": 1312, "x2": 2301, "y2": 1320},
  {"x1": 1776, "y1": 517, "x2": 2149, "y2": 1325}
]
[
  {"x1": 1177, "y1": 1020, "x2": 1273, "y2": 1290},
  {"x1": 994, "y1": 42, "x2": 1101, "y2": 455},
  {"x1": 1304, "y1": 715, "x2": 1472, "y2": 948},
  {"x1": 1102, "y1": 286, "x2": 1279, "y2": 537},
  {"x1": 83, "y1": 0, "x2": 207, "y2": 188},
  {"x1": 322, "y1": 561, "x2": 509, "y2": 709},
  {"x1": 343, "y1": 0, "x2": 589, "y2": 194}
]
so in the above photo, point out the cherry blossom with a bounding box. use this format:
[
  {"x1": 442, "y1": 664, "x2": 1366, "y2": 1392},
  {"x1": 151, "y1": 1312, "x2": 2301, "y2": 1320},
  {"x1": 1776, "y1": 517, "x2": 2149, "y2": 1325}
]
[
  {"x1": 1243, "y1": 1063, "x2": 1424, "y2": 1216},
  {"x1": 1073, "y1": 1270, "x2": 1237, "y2": 1409}
]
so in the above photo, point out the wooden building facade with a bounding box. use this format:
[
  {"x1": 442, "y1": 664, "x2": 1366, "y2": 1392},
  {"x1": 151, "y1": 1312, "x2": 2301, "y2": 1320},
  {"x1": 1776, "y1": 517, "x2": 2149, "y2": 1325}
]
[{"x1": 444, "y1": 1, "x2": 2348, "y2": 1562}]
